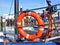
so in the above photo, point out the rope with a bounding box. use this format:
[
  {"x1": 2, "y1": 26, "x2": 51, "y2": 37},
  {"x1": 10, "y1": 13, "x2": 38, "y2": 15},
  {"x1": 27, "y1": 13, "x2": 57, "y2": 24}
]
[{"x1": 8, "y1": 0, "x2": 13, "y2": 15}]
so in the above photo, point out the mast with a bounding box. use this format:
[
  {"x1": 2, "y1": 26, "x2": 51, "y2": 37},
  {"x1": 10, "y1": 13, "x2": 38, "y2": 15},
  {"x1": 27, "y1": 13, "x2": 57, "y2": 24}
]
[{"x1": 14, "y1": 0, "x2": 19, "y2": 41}]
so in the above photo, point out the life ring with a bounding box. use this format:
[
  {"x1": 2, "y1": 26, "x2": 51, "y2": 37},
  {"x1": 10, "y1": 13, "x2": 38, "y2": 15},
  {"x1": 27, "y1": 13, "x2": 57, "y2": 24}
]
[
  {"x1": 17, "y1": 11, "x2": 44, "y2": 40},
  {"x1": 46, "y1": 14, "x2": 53, "y2": 38},
  {"x1": 41, "y1": 13, "x2": 54, "y2": 38}
]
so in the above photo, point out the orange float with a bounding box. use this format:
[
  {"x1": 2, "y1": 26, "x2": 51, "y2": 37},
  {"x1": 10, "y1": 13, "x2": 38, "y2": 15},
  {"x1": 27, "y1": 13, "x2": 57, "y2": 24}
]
[
  {"x1": 17, "y1": 11, "x2": 44, "y2": 40},
  {"x1": 41, "y1": 13, "x2": 54, "y2": 38},
  {"x1": 46, "y1": 14, "x2": 53, "y2": 38}
]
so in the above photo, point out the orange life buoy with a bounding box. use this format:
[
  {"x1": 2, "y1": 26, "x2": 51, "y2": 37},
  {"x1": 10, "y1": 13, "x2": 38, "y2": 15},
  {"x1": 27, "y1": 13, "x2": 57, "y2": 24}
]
[
  {"x1": 17, "y1": 11, "x2": 44, "y2": 40},
  {"x1": 41, "y1": 13, "x2": 54, "y2": 38}
]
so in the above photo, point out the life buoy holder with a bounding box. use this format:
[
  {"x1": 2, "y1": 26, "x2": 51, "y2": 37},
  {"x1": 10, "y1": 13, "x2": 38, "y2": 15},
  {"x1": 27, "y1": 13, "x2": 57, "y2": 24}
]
[{"x1": 17, "y1": 11, "x2": 44, "y2": 40}]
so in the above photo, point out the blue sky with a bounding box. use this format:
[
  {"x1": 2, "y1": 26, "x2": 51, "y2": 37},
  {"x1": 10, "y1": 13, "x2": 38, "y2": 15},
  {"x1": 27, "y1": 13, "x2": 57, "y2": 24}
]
[{"x1": 0, "y1": 0, "x2": 60, "y2": 15}]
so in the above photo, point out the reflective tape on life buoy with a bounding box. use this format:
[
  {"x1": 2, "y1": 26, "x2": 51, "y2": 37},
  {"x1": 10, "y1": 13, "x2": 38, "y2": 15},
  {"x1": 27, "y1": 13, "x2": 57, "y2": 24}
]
[{"x1": 17, "y1": 11, "x2": 44, "y2": 40}]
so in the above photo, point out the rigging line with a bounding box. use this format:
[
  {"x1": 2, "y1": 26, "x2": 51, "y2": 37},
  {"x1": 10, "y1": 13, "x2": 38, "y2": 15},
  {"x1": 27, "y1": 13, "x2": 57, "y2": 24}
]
[
  {"x1": 0, "y1": 5, "x2": 3, "y2": 15},
  {"x1": 8, "y1": 0, "x2": 13, "y2": 15}
]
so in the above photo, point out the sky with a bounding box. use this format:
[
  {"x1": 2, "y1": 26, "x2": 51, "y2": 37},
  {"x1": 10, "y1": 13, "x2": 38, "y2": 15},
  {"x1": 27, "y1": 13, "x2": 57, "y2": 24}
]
[{"x1": 0, "y1": 0, "x2": 60, "y2": 15}]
